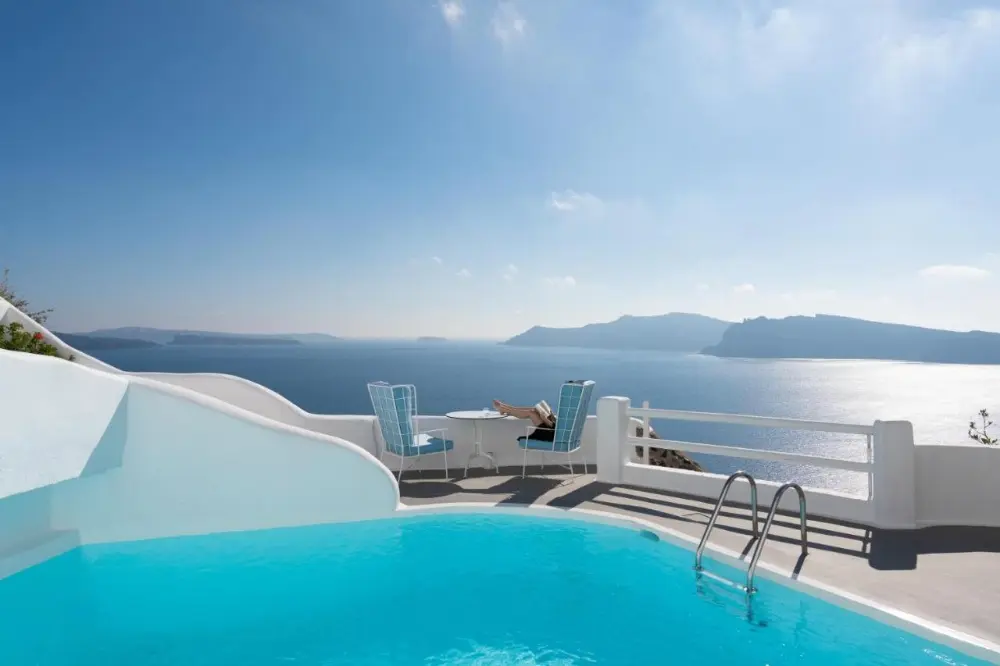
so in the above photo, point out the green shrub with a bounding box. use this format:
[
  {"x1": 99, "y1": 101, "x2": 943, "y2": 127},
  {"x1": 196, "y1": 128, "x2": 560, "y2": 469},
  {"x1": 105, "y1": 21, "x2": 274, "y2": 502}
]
[{"x1": 0, "y1": 321, "x2": 61, "y2": 357}]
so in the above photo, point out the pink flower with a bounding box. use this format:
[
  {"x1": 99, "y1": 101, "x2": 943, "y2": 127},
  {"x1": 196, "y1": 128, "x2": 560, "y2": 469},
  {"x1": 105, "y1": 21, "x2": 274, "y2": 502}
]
[{"x1": 33, "y1": 332, "x2": 43, "y2": 340}]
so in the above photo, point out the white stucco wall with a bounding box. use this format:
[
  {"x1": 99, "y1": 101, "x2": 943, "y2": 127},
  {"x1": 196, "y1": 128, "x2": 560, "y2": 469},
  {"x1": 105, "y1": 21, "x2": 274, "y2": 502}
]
[
  {"x1": 0, "y1": 351, "x2": 401, "y2": 576},
  {"x1": 0, "y1": 350, "x2": 129, "y2": 499},
  {"x1": 915, "y1": 444, "x2": 1000, "y2": 527},
  {"x1": 52, "y1": 381, "x2": 400, "y2": 543},
  {"x1": 134, "y1": 372, "x2": 312, "y2": 428}
]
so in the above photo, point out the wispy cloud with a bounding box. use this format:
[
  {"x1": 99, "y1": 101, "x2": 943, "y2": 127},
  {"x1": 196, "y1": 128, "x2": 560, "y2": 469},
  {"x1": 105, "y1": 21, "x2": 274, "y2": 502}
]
[
  {"x1": 502, "y1": 264, "x2": 518, "y2": 282},
  {"x1": 733, "y1": 283, "x2": 756, "y2": 294},
  {"x1": 456, "y1": 268, "x2": 471, "y2": 278},
  {"x1": 439, "y1": 1, "x2": 464, "y2": 28},
  {"x1": 696, "y1": 283, "x2": 710, "y2": 293},
  {"x1": 664, "y1": 2, "x2": 1000, "y2": 116},
  {"x1": 871, "y1": 8, "x2": 1000, "y2": 110},
  {"x1": 432, "y1": 256, "x2": 443, "y2": 265},
  {"x1": 668, "y1": 3, "x2": 825, "y2": 94},
  {"x1": 492, "y1": 2, "x2": 526, "y2": 45},
  {"x1": 919, "y1": 264, "x2": 991, "y2": 281},
  {"x1": 544, "y1": 276, "x2": 576, "y2": 289},
  {"x1": 548, "y1": 190, "x2": 604, "y2": 216}
]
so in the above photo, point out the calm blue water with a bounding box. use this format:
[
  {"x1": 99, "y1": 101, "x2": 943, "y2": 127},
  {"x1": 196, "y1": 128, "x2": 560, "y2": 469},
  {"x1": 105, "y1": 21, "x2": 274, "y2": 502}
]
[
  {"x1": 0, "y1": 513, "x2": 989, "y2": 665},
  {"x1": 93, "y1": 342, "x2": 1000, "y2": 494}
]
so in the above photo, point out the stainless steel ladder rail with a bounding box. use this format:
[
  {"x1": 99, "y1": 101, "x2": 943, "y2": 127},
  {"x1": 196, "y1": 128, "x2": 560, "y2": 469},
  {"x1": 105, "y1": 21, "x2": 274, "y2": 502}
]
[
  {"x1": 694, "y1": 471, "x2": 759, "y2": 572},
  {"x1": 745, "y1": 482, "x2": 808, "y2": 592}
]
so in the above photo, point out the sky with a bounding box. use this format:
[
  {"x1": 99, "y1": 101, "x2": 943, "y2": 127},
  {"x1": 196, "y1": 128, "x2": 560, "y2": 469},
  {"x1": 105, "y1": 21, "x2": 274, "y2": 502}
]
[{"x1": 2, "y1": 0, "x2": 1000, "y2": 339}]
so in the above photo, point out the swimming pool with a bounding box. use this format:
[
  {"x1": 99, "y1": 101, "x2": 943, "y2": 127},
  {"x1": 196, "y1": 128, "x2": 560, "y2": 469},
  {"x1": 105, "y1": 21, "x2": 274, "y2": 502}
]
[{"x1": 0, "y1": 512, "x2": 992, "y2": 665}]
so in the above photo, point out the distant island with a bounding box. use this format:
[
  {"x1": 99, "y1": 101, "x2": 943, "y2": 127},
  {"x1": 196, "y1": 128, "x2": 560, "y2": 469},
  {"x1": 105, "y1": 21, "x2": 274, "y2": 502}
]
[
  {"x1": 169, "y1": 334, "x2": 301, "y2": 346},
  {"x1": 703, "y1": 315, "x2": 1000, "y2": 365},
  {"x1": 503, "y1": 313, "x2": 732, "y2": 352},
  {"x1": 79, "y1": 327, "x2": 338, "y2": 345},
  {"x1": 54, "y1": 332, "x2": 160, "y2": 351},
  {"x1": 417, "y1": 336, "x2": 447, "y2": 342}
]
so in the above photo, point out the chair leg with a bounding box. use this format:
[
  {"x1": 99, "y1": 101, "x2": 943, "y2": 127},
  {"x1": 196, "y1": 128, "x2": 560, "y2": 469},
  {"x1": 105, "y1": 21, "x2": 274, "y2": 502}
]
[
  {"x1": 443, "y1": 450, "x2": 449, "y2": 480},
  {"x1": 568, "y1": 450, "x2": 575, "y2": 476}
]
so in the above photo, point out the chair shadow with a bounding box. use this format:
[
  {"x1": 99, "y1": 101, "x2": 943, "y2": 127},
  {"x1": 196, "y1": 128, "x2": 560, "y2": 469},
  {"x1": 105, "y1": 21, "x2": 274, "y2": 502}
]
[{"x1": 399, "y1": 467, "x2": 569, "y2": 506}]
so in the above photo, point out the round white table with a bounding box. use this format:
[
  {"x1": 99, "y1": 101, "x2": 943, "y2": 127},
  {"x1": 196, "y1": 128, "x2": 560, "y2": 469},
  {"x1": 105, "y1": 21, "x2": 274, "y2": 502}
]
[{"x1": 445, "y1": 409, "x2": 507, "y2": 476}]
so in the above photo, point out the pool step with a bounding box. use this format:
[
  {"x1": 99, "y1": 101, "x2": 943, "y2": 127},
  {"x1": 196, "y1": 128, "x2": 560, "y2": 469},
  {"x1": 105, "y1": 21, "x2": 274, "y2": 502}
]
[
  {"x1": 0, "y1": 530, "x2": 79, "y2": 580},
  {"x1": 695, "y1": 568, "x2": 771, "y2": 627}
]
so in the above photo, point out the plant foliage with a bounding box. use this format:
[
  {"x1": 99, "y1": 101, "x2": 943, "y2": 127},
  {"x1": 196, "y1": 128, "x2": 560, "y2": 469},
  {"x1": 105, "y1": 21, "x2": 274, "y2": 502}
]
[
  {"x1": 0, "y1": 321, "x2": 60, "y2": 357},
  {"x1": 968, "y1": 409, "x2": 999, "y2": 446}
]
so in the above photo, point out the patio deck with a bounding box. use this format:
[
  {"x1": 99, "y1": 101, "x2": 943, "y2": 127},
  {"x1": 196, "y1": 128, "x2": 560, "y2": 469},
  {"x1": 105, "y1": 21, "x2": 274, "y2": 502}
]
[{"x1": 400, "y1": 467, "x2": 1000, "y2": 649}]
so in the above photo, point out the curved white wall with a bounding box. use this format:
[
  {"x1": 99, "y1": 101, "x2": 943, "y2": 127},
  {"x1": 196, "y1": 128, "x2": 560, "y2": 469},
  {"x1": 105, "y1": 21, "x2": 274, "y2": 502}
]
[
  {"x1": 135, "y1": 372, "x2": 312, "y2": 428},
  {"x1": 0, "y1": 350, "x2": 400, "y2": 576},
  {"x1": 53, "y1": 379, "x2": 400, "y2": 543},
  {"x1": 0, "y1": 350, "x2": 128, "y2": 499}
]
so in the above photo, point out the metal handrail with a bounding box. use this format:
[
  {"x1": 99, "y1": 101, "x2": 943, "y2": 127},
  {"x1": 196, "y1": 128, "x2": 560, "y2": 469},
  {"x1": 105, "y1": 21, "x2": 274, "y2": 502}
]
[
  {"x1": 745, "y1": 482, "x2": 808, "y2": 592},
  {"x1": 694, "y1": 471, "x2": 759, "y2": 572}
]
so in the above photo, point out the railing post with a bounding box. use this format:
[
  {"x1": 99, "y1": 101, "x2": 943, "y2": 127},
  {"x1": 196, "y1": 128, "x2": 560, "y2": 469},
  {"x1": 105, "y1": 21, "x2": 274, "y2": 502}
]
[
  {"x1": 641, "y1": 400, "x2": 650, "y2": 465},
  {"x1": 872, "y1": 420, "x2": 916, "y2": 529},
  {"x1": 596, "y1": 396, "x2": 630, "y2": 484}
]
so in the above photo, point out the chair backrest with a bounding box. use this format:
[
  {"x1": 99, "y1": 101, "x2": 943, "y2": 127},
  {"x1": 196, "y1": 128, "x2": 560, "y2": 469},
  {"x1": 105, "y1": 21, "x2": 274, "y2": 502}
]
[
  {"x1": 552, "y1": 380, "x2": 595, "y2": 452},
  {"x1": 368, "y1": 382, "x2": 417, "y2": 456}
]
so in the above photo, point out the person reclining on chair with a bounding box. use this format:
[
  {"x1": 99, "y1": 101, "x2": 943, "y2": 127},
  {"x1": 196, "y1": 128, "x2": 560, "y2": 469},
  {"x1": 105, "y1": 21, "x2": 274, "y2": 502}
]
[
  {"x1": 492, "y1": 399, "x2": 556, "y2": 442},
  {"x1": 492, "y1": 381, "x2": 586, "y2": 443}
]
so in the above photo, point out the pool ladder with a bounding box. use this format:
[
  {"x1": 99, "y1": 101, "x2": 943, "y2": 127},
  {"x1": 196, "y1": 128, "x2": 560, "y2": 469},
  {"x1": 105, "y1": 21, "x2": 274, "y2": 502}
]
[{"x1": 694, "y1": 471, "x2": 808, "y2": 594}]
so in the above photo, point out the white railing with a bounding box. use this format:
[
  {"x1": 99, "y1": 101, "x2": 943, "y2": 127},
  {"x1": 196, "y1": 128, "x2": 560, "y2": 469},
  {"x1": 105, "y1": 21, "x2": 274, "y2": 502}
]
[
  {"x1": 628, "y1": 404, "x2": 875, "y2": 475},
  {"x1": 596, "y1": 396, "x2": 916, "y2": 529}
]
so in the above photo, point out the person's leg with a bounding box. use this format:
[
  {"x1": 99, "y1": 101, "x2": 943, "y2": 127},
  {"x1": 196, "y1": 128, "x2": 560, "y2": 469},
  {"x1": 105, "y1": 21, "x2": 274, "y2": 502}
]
[{"x1": 493, "y1": 400, "x2": 547, "y2": 426}]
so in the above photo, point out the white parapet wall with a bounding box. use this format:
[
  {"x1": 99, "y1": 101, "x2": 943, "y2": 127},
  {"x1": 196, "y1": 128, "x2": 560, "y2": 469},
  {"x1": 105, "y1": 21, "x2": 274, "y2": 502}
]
[
  {"x1": 595, "y1": 396, "x2": 1000, "y2": 529},
  {"x1": 0, "y1": 350, "x2": 400, "y2": 577},
  {"x1": 914, "y1": 443, "x2": 1000, "y2": 527}
]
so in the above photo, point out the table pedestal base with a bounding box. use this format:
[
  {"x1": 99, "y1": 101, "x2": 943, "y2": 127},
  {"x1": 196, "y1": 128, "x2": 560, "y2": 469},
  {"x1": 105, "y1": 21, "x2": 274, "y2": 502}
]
[{"x1": 464, "y1": 419, "x2": 499, "y2": 477}]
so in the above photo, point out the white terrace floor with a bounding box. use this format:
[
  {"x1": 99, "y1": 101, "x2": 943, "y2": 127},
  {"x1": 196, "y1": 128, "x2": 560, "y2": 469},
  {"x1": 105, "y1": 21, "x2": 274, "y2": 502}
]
[{"x1": 400, "y1": 467, "x2": 1000, "y2": 647}]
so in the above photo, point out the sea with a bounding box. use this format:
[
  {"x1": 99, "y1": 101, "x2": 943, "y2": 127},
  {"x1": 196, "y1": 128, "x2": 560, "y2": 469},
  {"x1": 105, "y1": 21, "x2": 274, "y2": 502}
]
[{"x1": 92, "y1": 341, "x2": 1000, "y2": 496}]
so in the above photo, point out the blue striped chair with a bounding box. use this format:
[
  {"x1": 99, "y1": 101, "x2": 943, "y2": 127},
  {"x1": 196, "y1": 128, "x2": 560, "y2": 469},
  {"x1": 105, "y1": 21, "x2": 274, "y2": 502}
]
[
  {"x1": 368, "y1": 382, "x2": 453, "y2": 481},
  {"x1": 518, "y1": 380, "x2": 595, "y2": 478}
]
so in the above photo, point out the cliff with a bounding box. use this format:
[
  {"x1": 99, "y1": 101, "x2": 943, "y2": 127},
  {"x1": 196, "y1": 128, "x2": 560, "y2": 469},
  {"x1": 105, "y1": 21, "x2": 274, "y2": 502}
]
[
  {"x1": 703, "y1": 315, "x2": 1000, "y2": 364},
  {"x1": 504, "y1": 313, "x2": 731, "y2": 352},
  {"x1": 635, "y1": 423, "x2": 702, "y2": 471}
]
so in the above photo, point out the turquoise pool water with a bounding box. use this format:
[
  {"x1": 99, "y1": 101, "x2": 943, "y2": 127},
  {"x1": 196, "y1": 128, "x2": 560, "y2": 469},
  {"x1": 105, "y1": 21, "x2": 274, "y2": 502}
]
[{"x1": 0, "y1": 513, "x2": 991, "y2": 665}]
